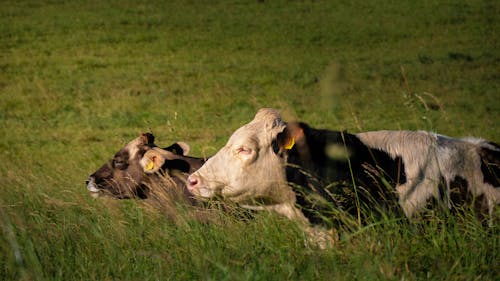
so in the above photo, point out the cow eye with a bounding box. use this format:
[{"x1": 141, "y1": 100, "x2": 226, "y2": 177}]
[
  {"x1": 236, "y1": 147, "x2": 253, "y2": 155},
  {"x1": 113, "y1": 158, "x2": 128, "y2": 170},
  {"x1": 235, "y1": 146, "x2": 257, "y2": 163}
]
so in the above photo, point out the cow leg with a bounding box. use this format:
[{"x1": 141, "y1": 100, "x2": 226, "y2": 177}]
[
  {"x1": 263, "y1": 203, "x2": 337, "y2": 249},
  {"x1": 396, "y1": 178, "x2": 440, "y2": 218},
  {"x1": 465, "y1": 170, "x2": 500, "y2": 225},
  {"x1": 483, "y1": 185, "x2": 500, "y2": 226}
]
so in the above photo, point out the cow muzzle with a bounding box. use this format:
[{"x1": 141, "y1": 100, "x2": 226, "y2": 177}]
[
  {"x1": 86, "y1": 176, "x2": 101, "y2": 197},
  {"x1": 186, "y1": 174, "x2": 213, "y2": 198}
]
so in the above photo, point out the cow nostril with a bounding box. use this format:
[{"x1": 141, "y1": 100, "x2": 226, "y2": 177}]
[
  {"x1": 86, "y1": 176, "x2": 101, "y2": 193},
  {"x1": 86, "y1": 176, "x2": 94, "y2": 186},
  {"x1": 188, "y1": 176, "x2": 198, "y2": 187}
]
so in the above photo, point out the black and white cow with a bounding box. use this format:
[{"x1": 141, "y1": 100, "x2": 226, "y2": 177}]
[{"x1": 187, "y1": 108, "x2": 500, "y2": 233}]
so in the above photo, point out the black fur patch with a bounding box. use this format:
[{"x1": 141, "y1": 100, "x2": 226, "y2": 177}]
[
  {"x1": 448, "y1": 176, "x2": 469, "y2": 204},
  {"x1": 161, "y1": 159, "x2": 191, "y2": 173},
  {"x1": 164, "y1": 143, "x2": 186, "y2": 156},
  {"x1": 285, "y1": 122, "x2": 406, "y2": 226},
  {"x1": 479, "y1": 141, "x2": 500, "y2": 187}
]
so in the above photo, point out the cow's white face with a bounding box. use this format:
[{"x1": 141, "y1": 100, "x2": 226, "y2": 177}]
[{"x1": 187, "y1": 108, "x2": 296, "y2": 205}]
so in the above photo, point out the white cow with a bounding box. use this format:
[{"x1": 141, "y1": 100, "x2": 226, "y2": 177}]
[{"x1": 187, "y1": 108, "x2": 500, "y2": 245}]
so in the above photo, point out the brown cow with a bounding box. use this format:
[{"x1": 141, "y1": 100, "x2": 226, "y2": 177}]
[{"x1": 86, "y1": 133, "x2": 206, "y2": 200}]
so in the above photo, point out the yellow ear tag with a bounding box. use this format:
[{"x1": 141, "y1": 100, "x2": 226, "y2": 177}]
[
  {"x1": 145, "y1": 161, "x2": 155, "y2": 171},
  {"x1": 284, "y1": 137, "x2": 295, "y2": 150}
]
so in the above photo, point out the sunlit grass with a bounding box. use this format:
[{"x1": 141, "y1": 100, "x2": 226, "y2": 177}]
[{"x1": 1, "y1": 0, "x2": 498, "y2": 280}]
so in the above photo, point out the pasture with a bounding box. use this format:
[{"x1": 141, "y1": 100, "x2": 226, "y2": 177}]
[{"x1": 1, "y1": 0, "x2": 498, "y2": 280}]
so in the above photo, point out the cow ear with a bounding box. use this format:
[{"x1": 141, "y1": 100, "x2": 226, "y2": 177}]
[
  {"x1": 140, "y1": 133, "x2": 155, "y2": 145},
  {"x1": 140, "y1": 150, "x2": 165, "y2": 174},
  {"x1": 164, "y1": 142, "x2": 190, "y2": 156},
  {"x1": 273, "y1": 123, "x2": 304, "y2": 154}
]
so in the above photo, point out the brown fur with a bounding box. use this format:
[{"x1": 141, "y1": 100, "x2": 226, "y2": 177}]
[{"x1": 86, "y1": 133, "x2": 205, "y2": 200}]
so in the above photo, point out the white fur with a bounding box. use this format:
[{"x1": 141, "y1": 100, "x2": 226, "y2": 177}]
[
  {"x1": 188, "y1": 108, "x2": 296, "y2": 205},
  {"x1": 357, "y1": 131, "x2": 500, "y2": 218}
]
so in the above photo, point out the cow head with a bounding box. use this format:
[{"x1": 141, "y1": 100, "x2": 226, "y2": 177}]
[
  {"x1": 186, "y1": 108, "x2": 302, "y2": 206},
  {"x1": 86, "y1": 133, "x2": 193, "y2": 199}
]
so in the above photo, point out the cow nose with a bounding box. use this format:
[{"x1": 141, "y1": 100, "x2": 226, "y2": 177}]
[
  {"x1": 86, "y1": 176, "x2": 100, "y2": 193},
  {"x1": 186, "y1": 174, "x2": 201, "y2": 195},
  {"x1": 188, "y1": 176, "x2": 198, "y2": 186}
]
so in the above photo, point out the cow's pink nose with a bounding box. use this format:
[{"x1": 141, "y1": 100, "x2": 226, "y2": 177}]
[
  {"x1": 188, "y1": 176, "x2": 198, "y2": 187},
  {"x1": 186, "y1": 175, "x2": 200, "y2": 195}
]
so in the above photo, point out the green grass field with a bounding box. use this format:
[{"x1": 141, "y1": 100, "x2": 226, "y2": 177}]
[{"x1": 1, "y1": 0, "x2": 499, "y2": 280}]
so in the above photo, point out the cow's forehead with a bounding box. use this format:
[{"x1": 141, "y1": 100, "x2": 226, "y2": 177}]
[
  {"x1": 252, "y1": 108, "x2": 286, "y2": 132},
  {"x1": 228, "y1": 112, "x2": 285, "y2": 146},
  {"x1": 228, "y1": 125, "x2": 262, "y2": 146},
  {"x1": 122, "y1": 136, "x2": 146, "y2": 158},
  {"x1": 254, "y1": 108, "x2": 281, "y2": 122}
]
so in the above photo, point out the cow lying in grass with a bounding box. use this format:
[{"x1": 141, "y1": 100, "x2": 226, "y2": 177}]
[
  {"x1": 86, "y1": 133, "x2": 256, "y2": 223},
  {"x1": 86, "y1": 133, "x2": 216, "y2": 222},
  {"x1": 186, "y1": 108, "x2": 500, "y2": 245},
  {"x1": 86, "y1": 133, "x2": 206, "y2": 200}
]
